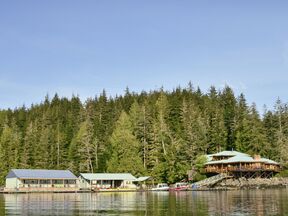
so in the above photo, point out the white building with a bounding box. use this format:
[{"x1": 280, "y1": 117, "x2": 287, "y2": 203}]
[
  {"x1": 79, "y1": 173, "x2": 150, "y2": 190},
  {"x1": 5, "y1": 169, "x2": 78, "y2": 192}
]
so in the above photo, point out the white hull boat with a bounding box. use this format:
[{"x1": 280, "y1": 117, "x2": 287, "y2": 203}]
[{"x1": 150, "y1": 183, "x2": 169, "y2": 191}]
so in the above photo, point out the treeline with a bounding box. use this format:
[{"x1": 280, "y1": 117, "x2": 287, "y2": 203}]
[{"x1": 0, "y1": 84, "x2": 288, "y2": 184}]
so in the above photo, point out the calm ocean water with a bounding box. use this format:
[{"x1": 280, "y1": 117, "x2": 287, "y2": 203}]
[{"x1": 1, "y1": 189, "x2": 288, "y2": 215}]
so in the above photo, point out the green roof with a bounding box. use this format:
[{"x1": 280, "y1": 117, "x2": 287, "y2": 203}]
[
  {"x1": 135, "y1": 176, "x2": 151, "y2": 182},
  {"x1": 211, "y1": 150, "x2": 248, "y2": 157},
  {"x1": 206, "y1": 154, "x2": 213, "y2": 162},
  {"x1": 80, "y1": 173, "x2": 137, "y2": 181},
  {"x1": 206, "y1": 151, "x2": 279, "y2": 165},
  {"x1": 206, "y1": 154, "x2": 254, "y2": 165},
  {"x1": 259, "y1": 158, "x2": 279, "y2": 165}
]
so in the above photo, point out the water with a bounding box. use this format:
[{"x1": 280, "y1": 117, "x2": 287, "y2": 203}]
[{"x1": 1, "y1": 189, "x2": 288, "y2": 215}]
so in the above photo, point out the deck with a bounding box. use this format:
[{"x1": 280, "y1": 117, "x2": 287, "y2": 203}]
[{"x1": 205, "y1": 165, "x2": 280, "y2": 174}]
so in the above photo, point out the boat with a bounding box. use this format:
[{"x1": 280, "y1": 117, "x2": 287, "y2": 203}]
[
  {"x1": 150, "y1": 183, "x2": 169, "y2": 191},
  {"x1": 169, "y1": 182, "x2": 188, "y2": 191}
]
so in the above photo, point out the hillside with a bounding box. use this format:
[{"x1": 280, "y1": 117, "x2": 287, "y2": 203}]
[{"x1": 0, "y1": 84, "x2": 287, "y2": 184}]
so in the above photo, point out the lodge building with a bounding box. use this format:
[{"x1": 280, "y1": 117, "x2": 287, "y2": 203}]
[{"x1": 204, "y1": 151, "x2": 281, "y2": 178}]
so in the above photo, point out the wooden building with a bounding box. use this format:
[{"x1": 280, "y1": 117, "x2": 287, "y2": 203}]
[
  {"x1": 79, "y1": 173, "x2": 150, "y2": 190},
  {"x1": 5, "y1": 169, "x2": 78, "y2": 192},
  {"x1": 204, "y1": 151, "x2": 280, "y2": 178}
]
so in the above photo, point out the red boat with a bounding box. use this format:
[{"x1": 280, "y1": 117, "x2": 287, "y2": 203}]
[{"x1": 169, "y1": 182, "x2": 188, "y2": 191}]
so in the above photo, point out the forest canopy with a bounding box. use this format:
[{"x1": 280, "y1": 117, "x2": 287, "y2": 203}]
[{"x1": 0, "y1": 84, "x2": 287, "y2": 185}]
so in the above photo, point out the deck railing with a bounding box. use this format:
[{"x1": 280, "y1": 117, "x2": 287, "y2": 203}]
[
  {"x1": 19, "y1": 184, "x2": 78, "y2": 188},
  {"x1": 205, "y1": 165, "x2": 280, "y2": 173}
]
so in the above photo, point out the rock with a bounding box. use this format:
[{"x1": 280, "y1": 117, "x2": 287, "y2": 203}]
[{"x1": 211, "y1": 177, "x2": 288, "y2": 189}]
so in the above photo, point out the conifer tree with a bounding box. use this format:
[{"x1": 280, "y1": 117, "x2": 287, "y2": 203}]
[
  {"x1": 0, "y1": 122, "x2": 21, "y2": 183},
  {"x1": 0, "y1": 84, "x2": 287, "y2": 184},
  {"x1": 93, "y1": 90, "x2": 114, "y2": 172},
  {"x1": 0, "y1": 124, "x2": 12, "y2": 184},
  {"x1": 206, "y1": 86, "x2": 226, "y2": 153},
  {"x1": 220, "y1": 86, "x2": 237, "y2": 150},
  {"x1": 74, "y1": 117, "x2": 95, "y2": 173},
  {"x1": 35, "y1": 126, "x2": 52, "y2": 169},
  {"x1": 129, "y1": 100, "x2": 154, "y2": 170},
  {"x1": 181, "y1": 99, "x2": 208, "y2": 166},
  {"x1": 107, "y1": 111, "x2": 145, "y2": 176},
  {"x1": 21, "y1": 122, "x2": 38, "y2": 168},
  {"x1": 235, "y1": 104, "x2": 268, "y2": 155},
  {"x1": 274, "y1": 99, "x2": 288, "y2": 166},
  {"x1": 263, "y1": 110, "x2": 279, "y2": 160}
]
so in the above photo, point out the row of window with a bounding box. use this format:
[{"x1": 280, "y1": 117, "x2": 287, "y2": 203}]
[
  {"x1": 91, "y1": 180, "x2": 122, "y2": 184},
  {"x1": 90, "y1": 180, "x2": 132, "y2": 185},
  {"x1": 22, "y1": 179, "x2": 76, "y2": 185}
]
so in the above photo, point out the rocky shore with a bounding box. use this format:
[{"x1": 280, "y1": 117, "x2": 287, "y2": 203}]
[{"x1": 212, "y1": 177, "x2": 288, "y2": 190}]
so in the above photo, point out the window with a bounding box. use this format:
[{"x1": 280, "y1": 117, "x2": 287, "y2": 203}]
[
  {"x1": 64, "y1": 180, "x2": 76, "y2": 184},
  {"x1": 39, "y1": 180, "x2": 51, "y2": 184},
  {"x1": 52, "y1": 180, "x2": 64, "y2": 184},
  {"x1": 23, "y1": 179, "x2": 38, "y2": 184}
]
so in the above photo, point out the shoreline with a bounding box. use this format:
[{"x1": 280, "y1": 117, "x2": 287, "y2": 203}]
[
  {"x1": 2, "y1": 177, "x2": 288, "y2": 193},
  {"x1": 192, "y1": 177, "x2": 288, "y2": 191}
]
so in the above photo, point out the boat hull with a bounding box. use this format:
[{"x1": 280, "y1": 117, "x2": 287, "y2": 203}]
[
  {"x1": 169, "y1": 183, "x2": 188, "y2": 191},
  {"x1": 150, "y1": 187, "x2": 170, "y2": 191},
  {"x1": 169, "y1": 187, "x2": 188, "y2": 191}
]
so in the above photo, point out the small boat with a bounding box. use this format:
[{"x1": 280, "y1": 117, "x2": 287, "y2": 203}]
[
  {"x1": 150, "y1": 183, "x2": 169, "y2": 191},
  {"x1": 169, "y1": 182, "x2": 188, "y2": 191}
]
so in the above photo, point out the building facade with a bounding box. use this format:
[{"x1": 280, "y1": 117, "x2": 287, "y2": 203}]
[
  {"x1": 79, "y1": 173, "x2": 149, "y2": 190},
  {"x1": 5, "y1": 169, "x2": 78, "y2": 192},
  {"x1": 204, "y1": 151, "x2": 280, "y2": 178}
]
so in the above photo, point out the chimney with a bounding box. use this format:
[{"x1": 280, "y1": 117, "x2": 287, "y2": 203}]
[{"x1": 254, "y1": 155, "x2": 261, "y2": 161}]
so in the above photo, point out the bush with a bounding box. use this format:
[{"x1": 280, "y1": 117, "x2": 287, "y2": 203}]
[
  {"x1": 276, "y1": 169, "x2": 288, "y2": 177},
  {"x1": 193, "y1": 173, "x2": 207, "y2": 182},
  {"x1": 191, "y1": 155, "x2": 208, "y2": 182}
]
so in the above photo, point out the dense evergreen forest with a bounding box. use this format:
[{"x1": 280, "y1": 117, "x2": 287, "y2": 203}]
[{"x1": 0, "y1": 84, "x2": 288, "y2": 185}]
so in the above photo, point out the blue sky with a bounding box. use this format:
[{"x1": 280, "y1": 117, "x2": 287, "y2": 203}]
[{"x1": 0, "y1": 1, "x2": 288, "y2": 112}]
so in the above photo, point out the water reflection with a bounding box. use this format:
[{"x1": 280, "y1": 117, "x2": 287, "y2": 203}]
[{"x1": 1, "y1": 189, "x2": 288, "y2": 215}]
